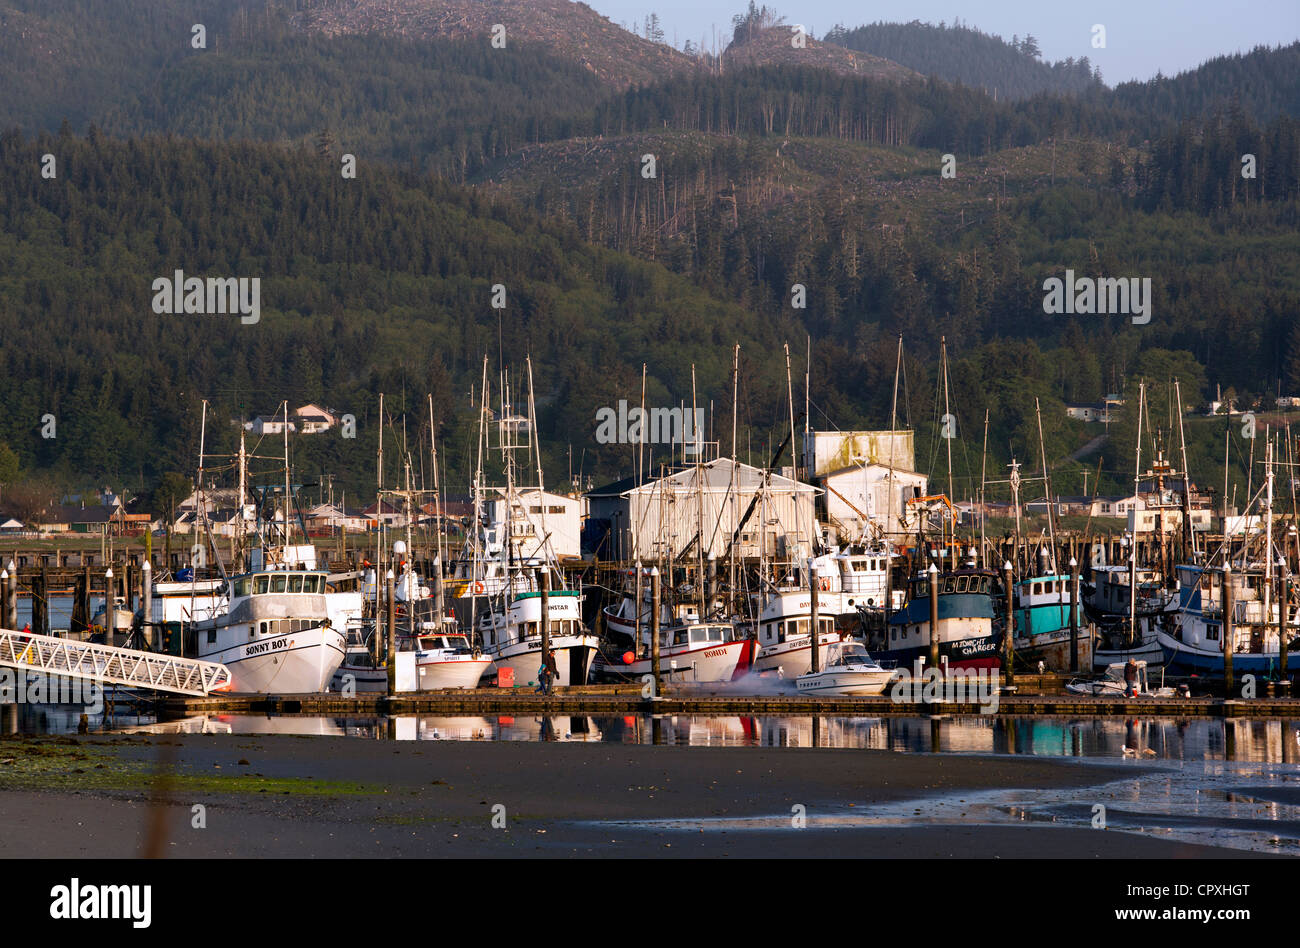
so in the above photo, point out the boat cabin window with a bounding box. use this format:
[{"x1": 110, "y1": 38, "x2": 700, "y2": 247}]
[
  {"x1": 270, "y1": 575, "x2": 287, "y2": 594},
  {"x1": 708, "y1": 626, "x2": 724, "y2": 642},
  {"x1": 234, "y1": 578, "x2": 251, "y2": 597},
  {"x1": 254, "y1": 575, "x2": 270, "y2": 595},
  {"x1": 673, "y1": 629, "x2": 689, "y2": 647},
  {"x1": 288, "y1": 575, "x2": 304, "y2": 594}
]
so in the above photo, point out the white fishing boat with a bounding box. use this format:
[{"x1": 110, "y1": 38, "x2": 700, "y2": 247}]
[
  {"x1": 795, "y1": 641, "x2": 895, "y2": 696},
  {"x1": 465, "y1": 357, "x2": 600, "y2": 688},
  {"x1": 192, "y1": 568, "x2": 345, "y2": 693},
  {"x1": 414, "y1": 626, "x2": 492, "y2": 690},
  {"x1": 330, "y1": 621, "x2": 387, "y2": 693},
  {"x1": 477, "y1": 586, "x2": 599, "y2": 687},
  {"x1": 1065, "y1": 660, "x2": 1178, "y2": 698},
  {"x1": 595, "y1": 615, "x2": 753, "y2": 682},
  {"x1": 752, "y1": 549, "x2": 889, "y2": 677}
]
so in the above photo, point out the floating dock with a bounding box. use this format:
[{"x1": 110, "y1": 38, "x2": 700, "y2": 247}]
[{"x1": 159, "y1": 685, "x2": 1300, "y2": 718}]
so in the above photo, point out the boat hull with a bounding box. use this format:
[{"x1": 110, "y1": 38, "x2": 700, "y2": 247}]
[
  {"x1": 331, "y1": 662, "x2": 388, "y2": 693},
  {"x1": 487, "y1": 635, "x2": 599, "y2": 688},
  {"x1": 874, "y1": 633, "x2": 1002, "y2": 671},
  {"x1": 795, "y1": 669, "x2": 894, "y2": 696},
  {"x1": 202, "y1": 624, "x2": 346, "y2": 694},
  {"x1": 752, "y1": 632, "x2": 844, "y2": 678},
  {"x1": 1013, "y1": 628, "x2": 1094, "y2": 672},
  {"x1": 599, "y1": 638, "x2": 749, "y2": 682},
  {"x1": 1093, "y1": 638, "x2": 1165, "y2": 671},
  {"x1": 416, "y1": 656, "x2": 492, "y2": 690},
  {"x1": 1156, "y1": 629, "x2": 1291, "y2": 677}
]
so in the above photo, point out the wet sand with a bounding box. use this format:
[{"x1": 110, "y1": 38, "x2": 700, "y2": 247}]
[{"x1": 0, "y1": 734, "x2": 1279, "y2": 857}]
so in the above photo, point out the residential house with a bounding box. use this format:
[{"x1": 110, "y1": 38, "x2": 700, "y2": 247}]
[{"x1": 246, "y1": 415, "x2": 296, "y2": 436}]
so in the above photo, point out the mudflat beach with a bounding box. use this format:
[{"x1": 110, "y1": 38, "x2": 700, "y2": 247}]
[{"x1": 0, "y1": 732, "x2": 1277, "y2": 858}]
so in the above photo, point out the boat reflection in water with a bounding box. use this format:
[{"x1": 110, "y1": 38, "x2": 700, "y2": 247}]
[{"x1": 80, "y1": 713, "x2": 1300, "y2": 763}]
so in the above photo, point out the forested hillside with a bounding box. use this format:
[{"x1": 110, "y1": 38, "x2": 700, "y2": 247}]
[
  {"x1": 0, "y1": 0, "x2": 1296, "y2": 510},
  {"x1": 0, "y1": 132, "x2": 797, "y2": 498},
  {"x1": 823, "y1": 20, "x2": 1105, "y2": 100}
]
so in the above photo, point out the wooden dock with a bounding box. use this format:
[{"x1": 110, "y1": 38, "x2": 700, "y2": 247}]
[{"x1": 159, "y1": 686, "x2": 1300, "y2": 718}]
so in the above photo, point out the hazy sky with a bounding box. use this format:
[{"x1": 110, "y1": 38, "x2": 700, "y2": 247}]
[{"x1": 588, "y1": 0, "x2": 1300, "y2": 84}]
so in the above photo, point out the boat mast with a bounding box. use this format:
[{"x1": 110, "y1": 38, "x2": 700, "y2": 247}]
[
  {"x1": 887, "y1": 335, "x2": 902, "y2": 547},
  {"x1": 429, "y1": 394, "x2": 444, "y2": 626},
  {"x1": 692, "y1": 364, "x2": 704, "y2": 618},
  {"x1": 526, "y1": 356, "x2": 550, "y2": 578},
  {"x1": 730, "y1": 345, "x2": 739, "y2": 613},
  {"x1": 374, "y1": 393, "x2": 384, "y2": 624},
  {"x1": 784, "y1": 343, "x2": 800, "y2": 572},
  {"x1": 282, "y1": 400, "x2": 291, "y2": 548},
  {"x1": 236, "y1": 430, "x2": 247, "y2": 571},
  {"x1": 1035, "y1": 397, "x2": 1058, "y2": 575},
  {"x1": 979, "y1": 409, "x2": 989, "y2": 568},
  {"x1": 1174, "y1": 379, "x2": 1198, "y2": 561},
  {"x1": 1129, "y1": 382, "x2": 1146, "y2": 647},
  {"x1": 1265, "y1": 436, "x2": 1274, "y2": 637},
  {"x1": 941, "y1": 337, "x2": 953, "y2": 503}
]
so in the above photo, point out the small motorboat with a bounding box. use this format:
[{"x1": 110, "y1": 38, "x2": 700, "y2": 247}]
[
  {"x1": 1065, "y1": 660, "x2": 1179, "y2": 698},
  {"x1": 795, "y1": 641, "x2": 895, "y2": 696}
]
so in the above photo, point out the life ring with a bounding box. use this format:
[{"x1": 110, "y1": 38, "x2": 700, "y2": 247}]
[
  {"x1": 473, "y1": 581, "x2": 486, "y2": 595},
  {"x1": 818, "y1": 576, "x2": 831, "y2": 592}
]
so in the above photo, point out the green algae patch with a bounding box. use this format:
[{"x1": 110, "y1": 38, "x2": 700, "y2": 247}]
[
  {"x1": 0, "y1": 738, "x2": 378, "y2": 797},
  {"x1": 158, "y1": 774, "x2": 378, "y2": 797}
]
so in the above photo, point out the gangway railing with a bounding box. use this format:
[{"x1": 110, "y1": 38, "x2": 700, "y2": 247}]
[{"x1": 0, "y1": 628, "x2": 230, "y2": 696}]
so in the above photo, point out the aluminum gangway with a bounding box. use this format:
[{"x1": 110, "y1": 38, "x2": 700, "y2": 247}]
[{"x1": 0, "y1": 628, "x2": 230, "y2": 696}]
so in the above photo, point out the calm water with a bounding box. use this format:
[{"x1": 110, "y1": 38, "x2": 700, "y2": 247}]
[
  {"x1": 10, "y1": 707, "x2": 1300, "y2": 763},
  {"x1": 14, "y1": 594, "x2": 101, "y2": 631},
  {"x1": 10, "y1": 708, "x2": 1300, "y2": 853}
]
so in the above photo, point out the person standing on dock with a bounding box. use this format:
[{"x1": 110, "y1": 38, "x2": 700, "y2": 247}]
[
  {"x1": 543, "y1": 651, "x2": 559, "y2": 695},
  {"x1": 1124, "y1": 658, "x2": 1139, "y2": 697}
]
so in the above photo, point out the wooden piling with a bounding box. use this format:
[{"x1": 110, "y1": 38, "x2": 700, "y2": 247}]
[
  {"x1": 632, "y1": 561, "x2": 643, "y2": 659},
  {"x1": 540, "y1": 569, "x2": 552, "y2": 689},
  {"x1": 1223, "y1": 564, "x2": 1234, "y2": 695},
  {"x1": 142, "y1": 561, "x2": 153, "y2": 649},
  {"x1": 1279, "y1": 569, "x2": 1289, "y2": 684},
  {"x1": 1003, "y1": 561, "x2": 1015, "y2": 685},
  {"x1": 650, "y1": 566, "x2": 662, "y2": 694},
  {"x1": 928, "y1": 563, "x2": 940, "y2": 671},
  {"x1": 105, "y1": 567, "x2": 114, "y2": 643},
  {"x1": 1069, "y1": 559, "x2": 1080, "y2": 673},
  {"x1": 4, "y1": 562, "x2": 14, "y2": 628},
  {"x1": 385, "y1": 569, "x2": 396, "y2": 695},
  {"x1": 809, "y1": 560, "x2": 820, "y2": 674},
  {"x1": 34, "y1": 567, "x2": 48, "y2": 636}
]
